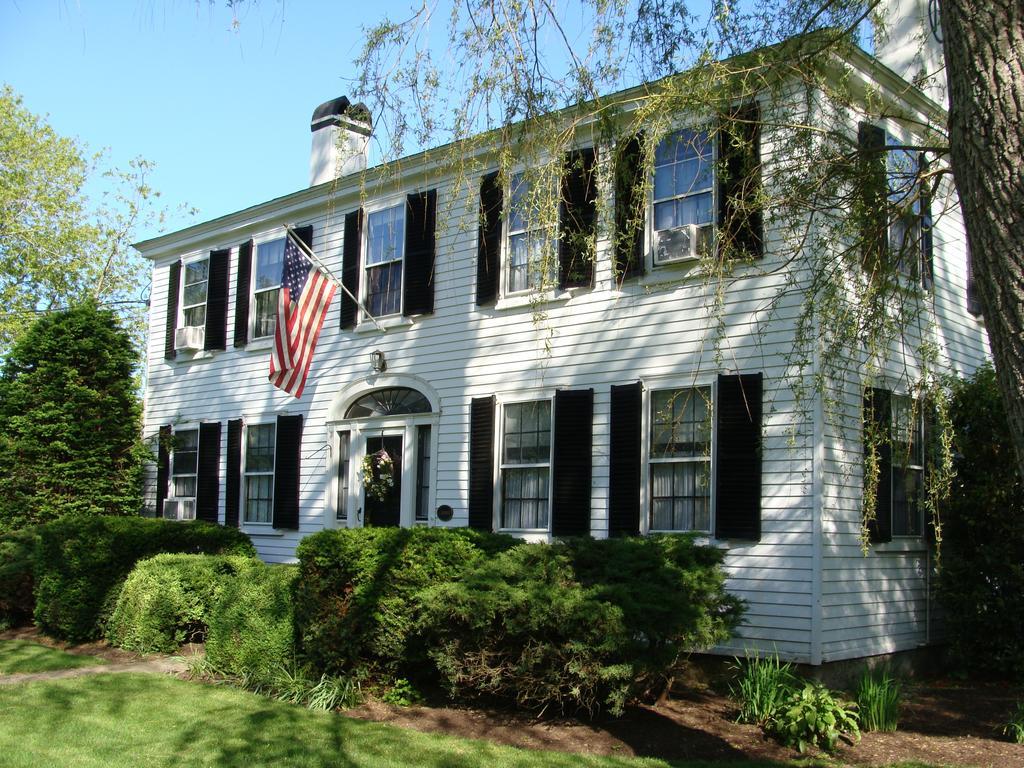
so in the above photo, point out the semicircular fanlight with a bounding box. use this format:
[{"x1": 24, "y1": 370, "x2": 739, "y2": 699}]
[{"x1": 345, "y1": 387, "x2": 432, "y2": 418}]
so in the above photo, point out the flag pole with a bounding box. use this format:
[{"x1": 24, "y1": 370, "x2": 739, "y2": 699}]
[{"x1": 283, "y1": 223, "x2": 385, "y2": 334}]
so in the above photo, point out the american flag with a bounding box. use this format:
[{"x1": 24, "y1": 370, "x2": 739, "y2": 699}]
[{"x1": 269, "y1": 233, "x2": 336, "y2": 398}]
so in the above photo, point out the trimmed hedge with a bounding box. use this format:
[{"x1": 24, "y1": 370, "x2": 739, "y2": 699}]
[
  {"x1": 416, "y1": 536, "x2": 744, "y2": 715},
  {"x1": 34, "y1": 516, "x2": 255, "y2": 642},
  {"x1": 0, "y1": 526, "x2": 38, "y2": 627},
  {"x1": 106, "y1": 554, "x2": 261, "y2": 653},
  {"x1": 206, "y1": 562, "x2": 299, "y2": 685},
  {"x1": 294, "y1": 527, "x2": 519, "y2": 676}
]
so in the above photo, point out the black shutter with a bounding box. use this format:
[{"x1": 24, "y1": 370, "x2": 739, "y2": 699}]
[
  {"x1": 293, "y1": 225, "x2": 314, "y2": 251},
  {"x1": 477, "y1": 171, "x2": 502, "y2": 305},
  {"x1": 341, "y1": 209, "x2": 362, "y2": 329},
  {"x1": 156, "y1": 425, "x2": 172, "y2": 516},
  {"x1": 864, "y1": 387, "x2": 893, "y2": 544},
  {"x1": 966, "y1": 244, "x2": 983, "y2": 316},
  {"x1": 609, "y1": 382, "x2": 643, "y2": 537},
  {"x1": 404, "y1": 189, "x2": 437, "y2": 316},
  {"x1": 233, "y1": 240, "x2": 253, "y2": 347},
  {"x1": 858, "y1": 122, "x2": 887, "y2": 275},
  {"x1": 922, "y1": 401, "x2": 937, "y2": 545},
  {"x1": 614, "y1": 132, "x2": 645, "y2": 282},
  {"x1": 273, "y1": 414, "x2": 303, "y2": 530},
  {"x1": 468, "y1": 396, "x2": 495, "y2": 531},
  {"x1": 164, "y1": 262, "x2": 181, "y2": 361},
  {"x1": 715, "y1": 373, "x2": 762, "y2": 541},
  {"x1": 196, "y1": 422, "x2": 221, "y2": 523},
  {"x1": 718, "y1": 102, "x2": 763, "y2": 259},
  {"x1": 558, "y1": 148, "x2": 597, "y2": 289},
  {"x1": 919, "y1": 153, "x2": 934, "y2": 290},
  {"x1": 551, "y1": 389, "x2": 593, "y2": 537},
  {"x1": 204, "y1": 249, "x2": 230, "y2": 351},
  {"x1": 225, "y1": 419, "x2": 242, "y2": 528}
]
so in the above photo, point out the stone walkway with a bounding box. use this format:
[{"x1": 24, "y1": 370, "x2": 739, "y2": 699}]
[{"x1": 0, "y1": 655, "x2": 189, "y2": 686}]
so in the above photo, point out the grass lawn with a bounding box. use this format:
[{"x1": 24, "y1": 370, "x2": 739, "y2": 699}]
[
  {"x1": 0, "y1": 640, "x2": 106, "y2": 674},
  {"x1": 0, "y1": 673, "x2": 850, "y2": 768}
]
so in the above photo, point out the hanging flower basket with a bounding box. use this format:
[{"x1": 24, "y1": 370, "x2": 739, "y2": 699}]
[{"x1": 361, "y1": 449, "x2": 394, "y2": 502}]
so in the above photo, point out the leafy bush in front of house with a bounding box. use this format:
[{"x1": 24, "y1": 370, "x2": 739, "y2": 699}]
[
  {"x1": 416, "y1": 535, "x2": 744, "y2": 715},
  {"x1": 730, "y1": 652, "x2": 799, "y2": 726},
  {"x1": 937, "y1": 364, "x2": 1024, "y2": 680},
  {"x1": 765, "y1": 681, "x2": 860, "y2": 753},
  {"x1": 205, "y1": 562, "x2": 299, "y2": 686},
  {"x1": 106, "y1": 554, "x2": 261, "y2": 653},
  {"x1": 34, "y1": 515, "x2": 255, "y2": 642},
  {"x1": 0, "y1": 526, "x2": 39, "y2": 628},
  {"x1": 294, "y1": 527, "x2": 520, "y2": 677}
]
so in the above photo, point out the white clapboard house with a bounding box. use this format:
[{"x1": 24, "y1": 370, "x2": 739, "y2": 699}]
[{"x1": 137, "y1": 11, "x2": 988, "y2": 666}]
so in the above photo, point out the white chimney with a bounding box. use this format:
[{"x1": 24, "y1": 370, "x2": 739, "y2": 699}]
[
  {"x1": 309, "y1": 96, "x2": 372, "y2": 186},
  {"x1": 873, "y1": 0, "x2": 948, "y2": 106}
]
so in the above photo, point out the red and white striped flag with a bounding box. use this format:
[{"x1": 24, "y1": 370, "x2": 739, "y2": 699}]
[{"x1": 269, "y1": 233, "x2": 336, "y2": 398}]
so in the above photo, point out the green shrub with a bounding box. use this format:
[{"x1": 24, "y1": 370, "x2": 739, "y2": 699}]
[
  {"x1": 1003, "y1": 701, "x2": 1024, "y2": 744},
  {"x1": 205, "y1": 562, "x2": 298, "y2": 686},
  {"x1": 856, "y1": 666, "x2": 900, "y2": 732},
  {"x1": 0, "y1": 527, "x2": 39, "y2": 627},
  {"x1": 294, "y1": 527, "x2": 519, "y2": 677},
  {"x1": 416, "y1": 536, "x2": 743, "y2": 715},
  {"x1": 730, "y1": 652, "x2": 798, "y2": 726},
  {"x1": 106, "y1": 554, "x2": 260, "y2": 653},
  {"x1": 270, "y1": 665, "x2": 362, "y2": 711},
  {"x1": 938, "y1": 364, "x2": 1024, "y2": 680},
  {"x1": 766, "y1": 681, "x2": 860, "y2": 754},
  {"x1": 33, "y1": 515, "x2": 255, "y2": 642}
]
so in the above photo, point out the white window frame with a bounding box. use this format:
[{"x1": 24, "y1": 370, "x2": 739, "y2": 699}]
[
  {"x1": 501, "y1": 167, "x2": 558, "y2": 298},
  {"x1": 647, "y1": 127, "x2": 716, "y2": 270},
  {"x1": 495, "y1": 395, "x2": 554, "y2": 534},
  {"x1": 890, "y1": 394, "x2": 925, "y2": 538},
  {"x1": 361, "y1": 196, "x2": 407, "y2": 319},
  {"x1": 640, "y1": 378, "x2": 717, "y2": 536},
  {"x1": 249, "y1": 231, "x2": 288, "y2": 341},
  {"x1": 177, "y1": 253, "x2": 210, "y2": 330},
  {"x1": 169, "y1": 424, "x2": 200, "y2": 501},
  {"x1": 242, "y1": 420, "x2": 276, "y2": 526}
]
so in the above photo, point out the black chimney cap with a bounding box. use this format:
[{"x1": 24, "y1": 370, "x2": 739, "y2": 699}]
[{"x1": 311, "y1": 97, "x2": 371, "y2": 131}]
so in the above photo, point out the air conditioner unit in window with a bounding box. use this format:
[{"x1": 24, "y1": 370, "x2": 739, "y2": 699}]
[
  {"x1": 653, "y1": 223, "x2": 713, "y2": 266},
  {"x1": 162, "y1": 498, "x2": 196, "y2": 521},
  {"x1": 174, "y1": 326, "x2": 205, "y2": 351}
]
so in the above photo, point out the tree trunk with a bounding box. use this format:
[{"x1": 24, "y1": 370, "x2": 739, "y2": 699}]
[{"x1": 941, "y1": 0, "x2": 1024, "y2": 476}]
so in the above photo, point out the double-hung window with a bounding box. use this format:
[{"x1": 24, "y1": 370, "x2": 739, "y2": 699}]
[
  {"x1": 891, "y1": 395, "x2": 924, "y2": 536},
  {"x1": 253, "y1": 238, "x2": 286, "y2": 338},
  {"x1": 364, "y1": 203, "x2": 405, "y2": 317},
  {"x1": 500, "y1": 400, "x2": 552, "y2": 530},
  {"x1": 649, "y1": 387, "x2": 712, "y2": 532},
  {"x1": 243, "y1": 423, "x2": 276, "y2": 524},
  {"x1": 171, "y1": 428, "x2": 199, "y2": 500},
  {"x1": 506, "y1": 172, "x2": 556, "y2": 294},
  {"x1": 651, "y1": 129, "x2": 714, "y2": 264},
  {"x1": 886, "y1": 135, "x2": 923, "y2": 280},
  {"x1": 180, "y1": 259, "x2": 209, "y2": 328}
]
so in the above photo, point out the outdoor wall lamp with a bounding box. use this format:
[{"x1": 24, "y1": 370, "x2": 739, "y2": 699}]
[{"x1": 370, "y1": 349, "x2": 387, "y2": 373}]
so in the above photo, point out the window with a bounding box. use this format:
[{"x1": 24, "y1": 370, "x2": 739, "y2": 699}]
[
  {"x1": 244, "y1": 423, "x2": 275, "y2": 523},
  {"x1": 345, "y1": 387, "x2": 431, "y2": 418},
  {"x1": 415, "y1": 425, "x2": 431, "y2": 523},
  {"x1": 171, "y1": 428, "x2": 199, "y2": 499},
  {"x1": 253, "y1": 238, "x2": 285, "y2": 338},
  {"x1": 649, "y1": 387, "x2": 712, "y2": 532},
  {"x1": 891, "y1": 395, "x2": 924, "y2": 536},
  {"x1": 500, "y1": 400, "x2": 551, "y2": 530},
  {"x1": 180, "y1": 260, "x2": 209, "y2": 328},
  {"x1": 651, "y1": 129, "x2": 714, "y2": 264},
  {"x1": 886, "y1": 135, "x2": 924, "y2": 279},
  {"x1": 336, "y1": 431, "x2": 350, "y2": 523},
  {"x1": 364, "y1": 203, "x2": 405, "y2": 317},
  {"x1": 506, "y1": 171, "x2": 556, "y2": 293}
]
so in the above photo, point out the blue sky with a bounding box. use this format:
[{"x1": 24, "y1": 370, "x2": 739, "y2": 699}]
[{"x1": 1, "y1": 1, "x2": 427, "y2": 239}]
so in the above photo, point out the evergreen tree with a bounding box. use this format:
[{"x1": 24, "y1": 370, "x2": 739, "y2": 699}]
[{"x1": 0, "y1": 301, "x2": 143, "y2": 531}]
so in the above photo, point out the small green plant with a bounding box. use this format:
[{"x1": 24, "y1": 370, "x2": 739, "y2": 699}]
[
  {"x1": 380, "y1": 677, "x2": 422, "y2": 707},
  {"x1": 767, "y1": 681, "x2": 860, "y2": 754},
  {"x1": 266, "y1": 664, "x2": 362, "y2": 711},
  {"x1": 1003, "y1": 701, "x2": 1024, "y2": 744},
  {"x1": 856, "y1": 666, "x2": 901, "y2": 732},
  {"x1": 729, "y1": 651, "x2": 798, "y2": 726}
]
